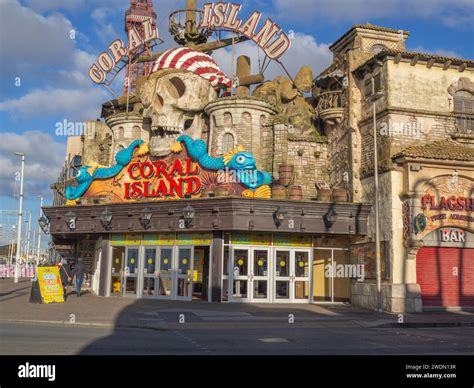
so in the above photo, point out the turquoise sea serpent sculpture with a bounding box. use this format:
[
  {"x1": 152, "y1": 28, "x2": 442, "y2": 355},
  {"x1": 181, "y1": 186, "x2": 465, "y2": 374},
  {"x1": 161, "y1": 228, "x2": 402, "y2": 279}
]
[
  {"x1": 65, "y1": 140, "x2": 145, "y2": 200},
  {"x1": 173, "y1": 135, "x2": 272, "y2": 190}
]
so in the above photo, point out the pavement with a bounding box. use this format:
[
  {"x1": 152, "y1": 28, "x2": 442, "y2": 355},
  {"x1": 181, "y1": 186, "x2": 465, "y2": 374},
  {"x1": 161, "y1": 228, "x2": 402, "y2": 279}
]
[{"x1": 1, "y1": 278, "x2": 474, "y2": 330}]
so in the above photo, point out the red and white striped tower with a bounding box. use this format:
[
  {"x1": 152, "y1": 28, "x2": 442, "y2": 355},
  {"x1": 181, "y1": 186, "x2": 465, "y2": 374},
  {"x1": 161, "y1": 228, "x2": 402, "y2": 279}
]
[{"x1": 123, "y1": 0, "x2": 157, "y2": 96}]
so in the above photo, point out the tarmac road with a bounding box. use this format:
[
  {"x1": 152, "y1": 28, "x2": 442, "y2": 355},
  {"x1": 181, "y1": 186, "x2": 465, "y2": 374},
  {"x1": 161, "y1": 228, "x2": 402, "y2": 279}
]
[{"x1": 1, "y1": 322, "x2": 474, "y2": 355}]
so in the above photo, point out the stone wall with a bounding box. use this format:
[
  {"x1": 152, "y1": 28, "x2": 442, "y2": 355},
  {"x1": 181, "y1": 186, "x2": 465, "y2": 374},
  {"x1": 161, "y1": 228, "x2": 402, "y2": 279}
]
[
  {"x1": 82, "y1": 121, "x2": 113, "y2": 166},
  {"x1": 105, "y1": 112, "x2": 149, "y2": 163},
  {"x1": 205, "y1": 97, "x2": 277, "y2": 170}
]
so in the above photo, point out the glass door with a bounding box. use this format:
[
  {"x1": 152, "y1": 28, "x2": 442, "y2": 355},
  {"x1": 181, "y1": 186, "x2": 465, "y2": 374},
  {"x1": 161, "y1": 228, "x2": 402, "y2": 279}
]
[
  {"x1": 142, "y1": 248, "x2": 157, "y2": 297},
  {"x1": 274, "y1": 250, "x2": 291, "y2": 301},
  {"x1": 230, "y1": 248, "x2": 250, "y2": 302},
  {"x1": 176, "y1": 247, "x2": 193, "y2": 300},
  {"x1": 123, "y1": 247, "x2": 139, "y2": 297},
  {"x1": 156, "y1": 247, "x2": 173, "y2": 299},
  {"x1": 111, "y1": 247, "x2": 124, "y2": 295},
  {"x1": 293, "y1": 250, "x2": 311, "y2": 303},
  {"x1": 251, "y1": 248, "x2": 270, "y2": 302},
  {"x1": 273, "y1": 249, "x2": 311, "y2": 303}
]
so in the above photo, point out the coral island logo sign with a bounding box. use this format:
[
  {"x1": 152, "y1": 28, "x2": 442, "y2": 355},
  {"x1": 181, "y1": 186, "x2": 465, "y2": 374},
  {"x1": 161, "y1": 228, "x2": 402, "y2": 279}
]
[
  {"x1": 64, "y1": 136, "x2": 273, "y2": 205},
  {"x1": 88, "y1": 19, "x2": 158, "y2": 84},
  {"x1": 125, "y1": 158, "x2": 201, "y2": 199},
  {"x1": 199, "y1": 2, "x2": 291, "y2": 60}
]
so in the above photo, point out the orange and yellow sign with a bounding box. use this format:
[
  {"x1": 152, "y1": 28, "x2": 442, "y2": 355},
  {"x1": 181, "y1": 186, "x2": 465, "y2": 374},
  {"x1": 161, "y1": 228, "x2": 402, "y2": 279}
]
[{"x1": 37, "y1": 266, "x2": 64, "y2": 304}]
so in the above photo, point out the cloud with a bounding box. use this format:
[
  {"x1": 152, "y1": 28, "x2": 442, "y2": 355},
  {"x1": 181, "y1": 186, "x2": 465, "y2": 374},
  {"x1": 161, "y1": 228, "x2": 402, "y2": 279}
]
[
  {"x1": 23, "y1": 0, "x2": 86, "y2": 13},
  {"x1": 0, "y1": 87, "x2": 109, "y2": 120},
  {"x1": 212, "y1": 32, "x2": 332, "y2": 82},
  {"x1": 0, "y1": 1, "x2": 110, "y2": 121},
  {"x1": 0, "y1": 131, "x2": 66, "y2": 198},
  {"x1": 273, "y1": 0, "x2": 474, "y2": 29},
  {"x1": 0, "y1": 0, "x2": 76, "y2": 77}
]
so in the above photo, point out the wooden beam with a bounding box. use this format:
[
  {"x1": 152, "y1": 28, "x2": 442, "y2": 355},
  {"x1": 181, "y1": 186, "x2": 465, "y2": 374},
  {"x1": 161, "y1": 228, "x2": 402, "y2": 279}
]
[
  {"x1": 410, "y1": 56, "x2": 419, "y2": 66},
  {"x1": 135, "y1": 36, "x2": 250, "y2": 63},
  {"x1": 394, "y1": 53, "x2": 402, "y2": 64},
  {"x1": 443, "y1": 60, "x2": 452, "y2": 70},
  {"x1": 458, "y1": 63, "x2": 467, "y2": 72},
  {"x1": 426, "y1": 58, "x2": 435, "y2": 69}
]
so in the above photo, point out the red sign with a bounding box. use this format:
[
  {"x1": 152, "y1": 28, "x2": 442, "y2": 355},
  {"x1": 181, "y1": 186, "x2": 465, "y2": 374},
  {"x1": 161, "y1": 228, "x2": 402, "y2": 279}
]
[
  {"x1": 421, "y1": 195, "x2": 474, "y2": 212},
  {"x1": 125, "y1": 157, "x2": 202, "y2": 200}
]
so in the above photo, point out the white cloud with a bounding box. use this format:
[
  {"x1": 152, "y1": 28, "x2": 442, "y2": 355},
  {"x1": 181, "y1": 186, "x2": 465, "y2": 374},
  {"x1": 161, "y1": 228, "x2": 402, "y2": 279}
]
[
  {"x1": 23, "y1": 0, "x2": 86, "y2": 13},
  {"x1": 0, "y1": 0, "x2": 76, "y2": 76},
  {"x1": 212, "y1": 32, "x2": 332, "y2": 82},
  {"x1": 273, "y1": 0, "x2": 474, "y2": 29},
  {"x1": 0, "y1": 87, "x2": 108, "y2": 120},
  {"x1": 0, "y1": 131, "x2": 66, "y2": 197}
]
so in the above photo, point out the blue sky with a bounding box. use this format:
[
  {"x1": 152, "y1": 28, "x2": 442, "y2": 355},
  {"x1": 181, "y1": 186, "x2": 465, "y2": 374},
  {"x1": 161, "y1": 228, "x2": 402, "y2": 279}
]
[{"x1": 0, "y1": 0, "x2": 473, "y2": 246}]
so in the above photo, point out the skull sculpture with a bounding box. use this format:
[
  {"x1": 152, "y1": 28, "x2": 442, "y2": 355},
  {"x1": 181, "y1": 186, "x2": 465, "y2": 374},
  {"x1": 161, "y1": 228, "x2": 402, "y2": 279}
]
[{"x1": 141, "y1": 71, "x2": 218, "y2": 157}]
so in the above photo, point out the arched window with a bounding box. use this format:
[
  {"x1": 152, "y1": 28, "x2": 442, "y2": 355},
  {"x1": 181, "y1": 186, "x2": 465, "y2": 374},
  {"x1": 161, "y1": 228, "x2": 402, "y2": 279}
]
[
  {"x1": 454, "y1": 91, "x2": 473, "y2": 134},
  {"x1": 370, "y1": 44, "x2": 388, "y2": 54},
  {"x1": 221, "y1": 133, "x2": 235, "y2": 154},
  {"x1": 132, "y1": 126, "x2": 141, "y2": 139}
]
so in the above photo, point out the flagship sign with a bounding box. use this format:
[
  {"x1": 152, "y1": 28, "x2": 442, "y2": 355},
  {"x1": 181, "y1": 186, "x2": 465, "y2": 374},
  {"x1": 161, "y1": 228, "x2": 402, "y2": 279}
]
[
  {"x1": 88, "y1": 19, "x2": 157, "y2": 84},
  {"x1": 125, "y1": 158, "x2": 202, "y2": 200},
  {"x1": 200, "y1": 2, "x2": 291, "y2": 60}
]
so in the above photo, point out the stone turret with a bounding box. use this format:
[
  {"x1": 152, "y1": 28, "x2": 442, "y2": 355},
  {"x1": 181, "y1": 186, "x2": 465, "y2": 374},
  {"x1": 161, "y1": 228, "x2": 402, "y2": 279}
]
[{"x1": 205, "y1": 97, "x2": 277, "y2": 171}]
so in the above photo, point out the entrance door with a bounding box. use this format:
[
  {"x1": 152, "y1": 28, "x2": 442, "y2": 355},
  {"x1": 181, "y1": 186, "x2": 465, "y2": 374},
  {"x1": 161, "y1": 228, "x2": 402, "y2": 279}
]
[
  {"x1": 156, "y1": 247, "x2": 173, "y2": 299},
  {"x1": 175, "y1": 247, "x2": 194, "y2": 301},
  {"x1": 251, "y1": 248, "x2": 270, "y2": 302},
  {"x1": 142, "y1": 248, "x2": 157, "y2": 297},
  {"x1": 293, "y1": 250, "x2": 311, "y2": 302},
  {"x1": 274, "y1": 249, "x2": 311, "y2": 303},
  {"x1": 274, "y1": 250, "x2": 291, "y2": 301},
  {"x1": 111, "y1": 247, "x2": 124, "y2": 295},
  {"x1": 230, "y1": 248, "x2": 250, "y2": 302},
  {"x1": 123, "y1": 247, "x2": 139, "y2": 297}
]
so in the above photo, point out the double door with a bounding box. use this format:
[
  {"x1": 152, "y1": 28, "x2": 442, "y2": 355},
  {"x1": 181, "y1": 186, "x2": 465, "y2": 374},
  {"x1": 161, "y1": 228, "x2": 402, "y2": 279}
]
[
  {"x1": 119, "y1": 246, "x2": 194, "y2": 300},
  {"x1": 229, "y1": 247, "x2": 311, "y2": 303}
]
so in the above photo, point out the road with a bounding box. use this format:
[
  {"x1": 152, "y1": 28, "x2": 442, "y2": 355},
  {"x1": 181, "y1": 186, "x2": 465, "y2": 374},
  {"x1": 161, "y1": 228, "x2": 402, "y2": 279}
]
[{"x1": 1, "y1": 322, "x2": 474, "y2": 355}]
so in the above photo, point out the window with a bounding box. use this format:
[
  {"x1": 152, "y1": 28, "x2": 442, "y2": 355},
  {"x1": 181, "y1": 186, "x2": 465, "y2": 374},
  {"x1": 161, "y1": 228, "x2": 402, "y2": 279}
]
[
  {"x1": 364, "y1": 73, "x2": 382, "y2": 98},
  {"x1": 221, "y1": 133, "x2": 235, "y2": 154},
  {"x1": 454, "y1": 91, "x2": 473, "y2": 134},
  {"x1": 370, "y1": 44, "x2": 388, "y2": 54}
]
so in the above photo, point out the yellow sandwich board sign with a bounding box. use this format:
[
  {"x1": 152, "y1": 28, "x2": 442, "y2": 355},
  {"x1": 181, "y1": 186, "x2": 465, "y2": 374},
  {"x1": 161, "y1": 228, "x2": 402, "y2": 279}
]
[{"x1": 37, "y1": 266, "x2": 64, "y2": 304}]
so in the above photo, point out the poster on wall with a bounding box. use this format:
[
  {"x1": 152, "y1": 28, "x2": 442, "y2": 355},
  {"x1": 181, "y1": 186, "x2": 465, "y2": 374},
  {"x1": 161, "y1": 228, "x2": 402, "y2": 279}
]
[{"x1": 37, "y1": 267, "x2": 64, "y2": 304}]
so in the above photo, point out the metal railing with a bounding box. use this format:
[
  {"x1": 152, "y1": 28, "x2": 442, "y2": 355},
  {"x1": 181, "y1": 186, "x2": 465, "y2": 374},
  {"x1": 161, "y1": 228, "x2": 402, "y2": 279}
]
[{"x1": 315, "y1": 90, "x2": 345, "y2": 113}]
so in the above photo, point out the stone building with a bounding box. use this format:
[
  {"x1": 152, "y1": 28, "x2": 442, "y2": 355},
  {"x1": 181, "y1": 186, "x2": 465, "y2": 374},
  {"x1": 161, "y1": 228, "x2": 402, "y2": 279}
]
[{"x1": 314, "y1": 24, "x2": 474, "y2": 312}]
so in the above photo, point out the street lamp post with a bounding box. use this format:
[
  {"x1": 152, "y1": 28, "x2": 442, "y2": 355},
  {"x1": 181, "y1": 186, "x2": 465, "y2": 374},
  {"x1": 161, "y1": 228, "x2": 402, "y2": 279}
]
[
  {"x1": 372, "y1": 91, "x2": 384, "y2": 313},
  {"x1": 37, "y1": 196, "x2": 43, "y2": 265},
  {"x1": 25, "y1": 212, "x2": 31, "y2": 266},
  {"x1": 14, "y1": 152, "x2": 25, "y2": 284}
]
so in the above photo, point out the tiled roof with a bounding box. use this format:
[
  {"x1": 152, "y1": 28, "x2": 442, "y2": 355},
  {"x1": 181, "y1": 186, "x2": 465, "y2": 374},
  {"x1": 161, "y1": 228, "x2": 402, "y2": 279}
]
[
  {"x1": 329, "y1": 23, "x2": 410, "y2": 50},
  {"x1": 353, "y1": 50, "x2": 474, "y2": 74},
  {"x1": 393, "y1": 141, "x2": 474, "y2": 162},
  {"x1": 378, "y1": 49, "x2": 473, "y2": 65}
]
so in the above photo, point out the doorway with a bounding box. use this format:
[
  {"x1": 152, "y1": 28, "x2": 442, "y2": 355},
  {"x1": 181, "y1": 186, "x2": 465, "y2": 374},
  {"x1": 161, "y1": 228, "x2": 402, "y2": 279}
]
[
  {"x1": 192, "y1": 246, "x2": 210, "y2": 301},
  {"x1": 226, "y1": 247, "x2": 310, "y2": 303}
]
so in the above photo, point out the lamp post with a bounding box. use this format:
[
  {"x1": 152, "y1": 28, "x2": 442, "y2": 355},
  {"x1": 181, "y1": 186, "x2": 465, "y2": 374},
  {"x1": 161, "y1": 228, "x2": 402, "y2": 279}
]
[
  {"x1": 371, "y1": 91, "x2": 384, "y2": 313},
  {"x1": 37, "y1": 196, "x2": 43, "y2": 265},
  {"x1": 14, "y1": 152, "x2": 25, "y2": 283},
  {"x1": 25, "y1": 212, "x2": 31, "y2": 266}
]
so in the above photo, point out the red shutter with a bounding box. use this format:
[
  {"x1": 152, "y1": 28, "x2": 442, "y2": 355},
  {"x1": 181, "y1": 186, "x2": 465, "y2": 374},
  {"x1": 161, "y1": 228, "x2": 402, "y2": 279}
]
[{"x1": 416, "y1": 247, "x2": 474, "y2": 308}]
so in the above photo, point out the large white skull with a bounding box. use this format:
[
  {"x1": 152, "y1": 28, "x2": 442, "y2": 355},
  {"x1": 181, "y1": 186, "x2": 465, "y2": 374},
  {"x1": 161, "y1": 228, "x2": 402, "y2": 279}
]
[{"x1": 140, "y1": 71, "x2": 218, "y2": 157}]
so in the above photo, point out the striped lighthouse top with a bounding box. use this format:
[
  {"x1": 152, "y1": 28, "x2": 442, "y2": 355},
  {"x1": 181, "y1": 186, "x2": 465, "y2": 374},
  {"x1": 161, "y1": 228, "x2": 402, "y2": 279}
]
[{"x1": 152, "y1": 47, "x2": 232, "y2": 89}]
